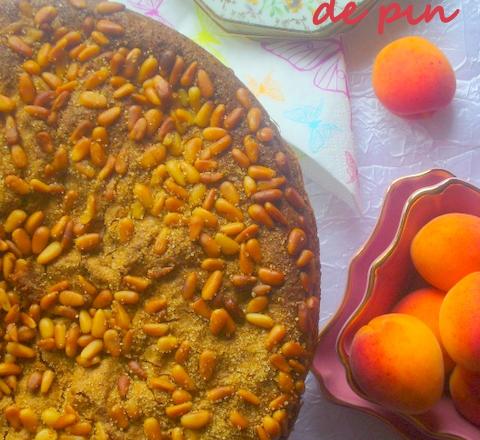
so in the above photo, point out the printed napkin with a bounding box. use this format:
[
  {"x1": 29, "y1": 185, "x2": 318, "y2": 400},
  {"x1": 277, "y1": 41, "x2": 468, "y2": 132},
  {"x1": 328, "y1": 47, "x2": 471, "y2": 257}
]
[{"x1": 120, "y1": 0, "x2": 359, "y2": 206}]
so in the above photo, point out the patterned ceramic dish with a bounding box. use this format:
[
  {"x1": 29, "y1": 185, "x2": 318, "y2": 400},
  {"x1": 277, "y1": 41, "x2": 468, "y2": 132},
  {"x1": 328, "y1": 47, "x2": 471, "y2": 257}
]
[
  {"x1": 313, "y1": 169, "x2": 480, "y2": 440},
  {"x1": 194, "y1": 0, "x2": 378, "y2": 39}
]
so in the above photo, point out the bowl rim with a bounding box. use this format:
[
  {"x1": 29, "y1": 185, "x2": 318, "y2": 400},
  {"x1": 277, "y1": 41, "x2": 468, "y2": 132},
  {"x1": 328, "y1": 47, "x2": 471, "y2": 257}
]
[
  {"x1": 316, "y1": 168, "x2": 454, "y2": 347},
  {"x1": 337, "y1": 176, "x2": 480, "y2": 440}
]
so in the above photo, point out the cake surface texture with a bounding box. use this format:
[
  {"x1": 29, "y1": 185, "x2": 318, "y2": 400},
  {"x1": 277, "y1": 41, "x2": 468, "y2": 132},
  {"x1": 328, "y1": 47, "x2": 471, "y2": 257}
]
[{"x1": 0, "y1": 1, "x2": 320, "y2": 438}]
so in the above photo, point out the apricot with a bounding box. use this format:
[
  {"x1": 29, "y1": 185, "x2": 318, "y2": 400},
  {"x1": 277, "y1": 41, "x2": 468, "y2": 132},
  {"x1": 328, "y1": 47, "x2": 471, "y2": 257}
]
[
  {"x1": 449, "y1": 365, "x2": 480, "y2": 426},
  {"x1": 350, "y1": 313, "x2": 444, "y2": 414},
  {"x1": 411, "y1": 213, "x2": 480, "y2": 291},
  {"x1": 373, "y1": 36, "x2": 456, "y2": 117},
  {"x1": 393, "y1": 287, "x2": 454, "y2": 373},
  {"x1": 439, "y1": 272, "x2": 480, "y2": 372}
]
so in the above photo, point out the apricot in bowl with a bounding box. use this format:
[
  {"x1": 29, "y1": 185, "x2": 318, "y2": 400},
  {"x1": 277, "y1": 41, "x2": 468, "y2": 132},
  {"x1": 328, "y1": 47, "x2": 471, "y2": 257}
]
[
  {"x1": 411, "y1": 213, "x2": 480, "y2": 292},
  {"x1": 350, "y1": 313, "x2": 444, "y2": 415},
  {"x1": 450, "y1": 365, "x2": 480, "y2": 427},
  {"x1": 393, "y1": 287, "x2": 454, "y2": 373},
  {"x1": 439, "y1": 271, "x2": 480, "y2": 373}
]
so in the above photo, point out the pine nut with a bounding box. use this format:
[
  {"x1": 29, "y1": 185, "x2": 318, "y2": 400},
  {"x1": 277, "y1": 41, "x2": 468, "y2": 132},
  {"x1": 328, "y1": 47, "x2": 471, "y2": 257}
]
[
  {"x1": 237, "y1": 244, "x2": 253, "y2": 275},
  {"x1": 6, "y1": 342, "x2": 35, "y2": 358},
  {"x1": 296, "y1": 249, "x2": 314, "y2": 267},
  {"x1": 28, "y1": 372, "x2": 43, "y2": 393},
  {"x1": 156, "y1": 335, "x2": 178, "y2": 353},
  {"x1": 23, "y1": 60, "x2": 41, "y2": 75},
  {"x1": 281, "y1": 341, "x2": 307, "y2": 358},
  {"x1": 144, "y1": 417, "x2": 162, "y2": 440},
  {"x1": 201, "y1": 258, "x2": 225, "y2": 271},
  {"x1": 97, "y1": 106, "x2": 121, "y2": 127},
  {"x1": 59, "y1": 290, "x2": 84, "y2": 307},
  {"x1": 0, "y1": 363, "x2": 22, "y2": 376},
  {"x1": 209, "y1": 308, "x2": 228, "y2": 336},
  {"x1": 114, "y1": 290, "x2": 139, "y2": 305},
  {"x1": 247, "y1": 296, "x2": 269, "y2": 314},
  {"x1": 266, "y1": 325, "x2": 287, "y2": 351},
  {"x1": 34, "y1": 6, "x2": 58, "y2": 26},
  {"x1": 112, "y1": 302, "x2": 131, "y2": 329},
  {"x1": 207, "y1": 385, "x2": 234, "y2": 401},
  {"x1": 96, "y1": 1, "x2": 126, "y2": 14},
  {"x1": 246, "y1": 313, "x2": 274, "y2": 329},
  {"x1": 37, "y1": 241, "x2": 62, "y2": 265},
  {"x1": 265, "y1": 202, "x2": 288, "y2": 226},
  {"x1": 129, "y1": 117, "x2": 147, "y2": 141},
  {"x1": 166, "y1": 402, "x2": 193, "y2": 419},
  {"x1": 248, "y1": 204, "x2": 273, "y2": 228},
  {"x1": 285, "y1": 187, "x2": 307, "y2": 210},
  {"x1": 5, "y1": 209, "x2": 27, "y2": 233},
  {"x1": 258, "y1": 268, "x2": 285, "y2": 286},
  {"x1": 84, "y1": 67, "x2": 109, "y2": 90},
  {"x1": 171, "y1": 364, "x2": 195, "y2": 391},
  {"x1": 219, "y1": 182, "x2": 239, "y2": 205},
  {"x1": 80, "y1": 339, "x2": 103, "y2": 360},
  {"x1": 40, "y1": 370, "x2": 55, "y2": 394},
  {"x1": 113, "y1": 82, "x2": 136, "y2": 99},
  {"x1": 209, "y1": 134, "x2": 232, "y2": 156},
  {"x1": 96, "y1": 19, "x2": 125, "y2": 36},
  {"x1": 19, "y1": 408, "x2": 38, "y2": 433},
  {"x1": 257, "y1": 127, "x2": 274, "y2": 142},
  {"x1": 32, "y1": 227, "x2": 50, "y2": 254},
  {"x1": 246, "y1": 238, "x2": 262, "y2": 262},
  {"x1": 144, "y1": 296, "x2": 167, "y2": 313},
  {"x1": 263, "y1": 415, "x2": 281, "y2": 438},
  {"x1": 215, "y1": 198, "x2": 243, "y2": 222},
  {"x1": 200, "y1": 233, "x2": 221, "y2": 257},
  {"x1": 252, "y1": 189, "x2": 283, "y2": 204},
  {"x1": 224, "y1": 107, "x2": 244, "y2": 130},
  {"x1": 191, "y1": 101, "x2": 212, "y2": 128},
  {"x1": 116, "y1": 374, "x2": 130, "y2": 400},
  {"x1": 247, "y1": 107, "x2": 262, "y2": 132},
  {"x1": 270, "y1": 353, "x2": 292, "y2": 373},
  {"x1": 54, "y1": 323, "x2": 66, "y2": 349},
  {"x1": 42, "y1": 72, "x2": 62, "y2": 89},
  {"x1": 201, "y1": 270, "x2": 223, "y2": 300},
  {"x1": 75, "y1": 233, "x2": 101, "y2": 252},
  {"x1": 79, "y1": 91, "x2": 107, "y2": 109},
  {"x1": 197, "y1": 69, "x2": 214, "y2": 98},
  {"x1": 8, "y1": 36, "x2": 33, "y2": 57},
  {"x1": 143, "y1": 323, "x2": 169, "y2": 337},
  {"x1": 18, "y1": 73, "x2": 36, "y2": 103},
  {"x1": 103, "y1": 329, "x2": 121, "y2": 356},
  {"x1": 214, "y1": 233, "x2": 239, "y2": 256},
  {"x1": 91, "y1": 309, "x2": 107, "y2": 338},
  {"x1": 230, "y1": 410, "x2": 249, "y2": 429},
  {"x1": 180, "y1": 410, "x2": 212, "y2": 430}
]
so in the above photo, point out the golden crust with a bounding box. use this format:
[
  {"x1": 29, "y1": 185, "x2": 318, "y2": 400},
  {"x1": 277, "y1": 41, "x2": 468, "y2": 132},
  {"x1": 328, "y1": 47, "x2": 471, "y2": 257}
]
[{"x1": 0, "y1": 1, "x2": 320, "y2": 438}]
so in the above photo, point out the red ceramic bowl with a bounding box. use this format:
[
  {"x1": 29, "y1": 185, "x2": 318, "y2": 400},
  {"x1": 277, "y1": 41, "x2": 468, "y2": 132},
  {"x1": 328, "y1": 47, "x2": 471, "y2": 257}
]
[{"x1": 313, "y1": 169, "x2": 480, "y2": 440}]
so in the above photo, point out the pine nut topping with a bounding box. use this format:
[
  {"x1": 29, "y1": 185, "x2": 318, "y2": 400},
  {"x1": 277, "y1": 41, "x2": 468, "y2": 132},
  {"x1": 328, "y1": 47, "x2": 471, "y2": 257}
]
[{"x1": 0, "y1": 1, "x2": 317, "y2": 436}]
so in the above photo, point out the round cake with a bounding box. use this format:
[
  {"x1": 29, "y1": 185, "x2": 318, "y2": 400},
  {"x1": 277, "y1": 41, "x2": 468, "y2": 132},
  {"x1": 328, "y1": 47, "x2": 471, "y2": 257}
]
[{"x1": 0, "y1": 1, "x2": 320, "y2": 438}]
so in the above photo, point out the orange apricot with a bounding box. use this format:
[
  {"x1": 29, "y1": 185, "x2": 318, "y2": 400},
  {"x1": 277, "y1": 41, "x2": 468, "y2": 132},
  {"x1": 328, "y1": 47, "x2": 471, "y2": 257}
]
[
  {"x1": 373, "y1": 36, "x2": 456, "y2": 117},
  {"x1": 449, "y1": 365, "x2": 480, "y2": 426},
  {"x1": 411, "y1": 213, "x2": 480, "y2": 292},
  {"x1": 393, "y1": 287, "x2": 454, "y2": 373},
  {"x1": 439, "y1": 272, "x2": 480, "y2": 373},
  {"x1": 350, "y1": 313, "x2": 444, "y2": 414}
]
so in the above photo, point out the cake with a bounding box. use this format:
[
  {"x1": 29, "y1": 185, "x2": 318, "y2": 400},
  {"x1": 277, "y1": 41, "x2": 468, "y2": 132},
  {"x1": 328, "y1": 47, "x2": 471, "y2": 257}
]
[{"x1": 0, "y1": 1, "x2": 320, "y2": 438}]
